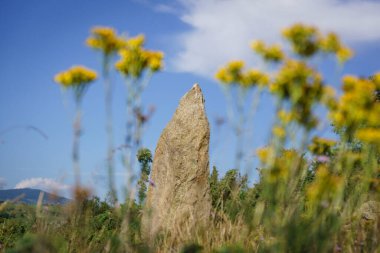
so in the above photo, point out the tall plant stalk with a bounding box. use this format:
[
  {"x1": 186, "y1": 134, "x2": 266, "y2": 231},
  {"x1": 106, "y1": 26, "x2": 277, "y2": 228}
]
[
  {"x1": 54, "y1": 65, "x2": 97, "y2": 189},
  {"x1": 103, "y1": 55, "x2": 117, "y2": 205},
  {"x1": 72, "y1": 96, "x2": 82, "y2": 187}
]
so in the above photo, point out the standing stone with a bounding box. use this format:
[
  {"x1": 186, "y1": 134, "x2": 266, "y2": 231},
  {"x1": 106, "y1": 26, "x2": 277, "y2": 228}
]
[{"x1": 142, "y1": 84, "x2": 211, "y2": 239}]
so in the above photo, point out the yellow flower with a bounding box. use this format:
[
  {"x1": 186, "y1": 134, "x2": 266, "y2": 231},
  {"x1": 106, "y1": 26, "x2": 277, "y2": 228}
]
[
  {"x1": 309, "y1": 137, "x2": 336, "y2": 156},
  {"x1": 54, "y1": 65, "x2": 97, "y2": 88},
  {"x1": 272, "y1": 126, "x2": 286, "y2": 139},
  {"x1": 251, "y1": 40, "x2": 285, "y2": 62},
  {"x1": 86, "y1": 26, "x2": 126, "y2": 55},
  {"x1": 270, "y1": 59, "x2": 339, "y2": 129},
  {"x1": 227, "y1": 61, "x2": 245, "y2": 73},
  {"x1": 215, "y1": 60, "x2": 245, "y2": 85},
  {"x1": 319, "y1": 32, "x2": 353, "y2": 63},
  {"x1": 271, "y1": 60, "x2": 313, "y2": 100},
  {"x1": 126, "y1": 34, "x2": 145, "y2": 49},
  {"x1": 146, "y1": 50, "x2": 164, "y2": 72},
  {"x1": 269, "y1": 149, "x2": 302, "y2": 182},
  {"x1": 330, "y1": 74, "x2": 380, "y2": 130},
  {"x1": 355, "y1": 128, "x2": 380, "y2": 144},
  {"x1": 372, "y1": 72, "x2": 380, "y2": 89},
  {"x1": 329, "y1": 111, "x2": 345, "y2": 127},
  {"x1": 271, "y1": 60, "x2": 324, "y2": 129},
  {"x1": 216, "y1": 61, "x2": 270, "y2": 89},
  {"x1": 282, "y1": 23, "x2": 320, "y2": 57},
  {"x1": 258, "y1": 148, "x2": 305, "y2": 183},
  {"x1": 320, "y1": 32, "x2": 340, "y2": 53},
  {"x1": 215, "y1": 68, "x2": 232, "y2": 84},
  {"x1": 282, "y1": 23, "x2": 353, "y2": 63},
  {"x1": 277, "y1": 110, "x2": 293, "y2": 124},
  {"x1": 115, "y1": 48, "x2": 146, "y2": 78},
  {"x1": 256, "y1": 146, "x2": 274, "y2": 164},
  {"x1": 307, "y1": 165, "x2": 343, "y2": 204},
  {"x1": 321, "y1": 86, "x2": 337, "y2": 109},
  {"x1": 342, "y1": 75, "x2": 358, "y2": 92},
  {"x1": 115, "y1": 46, "x2": 164, "y2": 77},
  {"x1": 251, "y1": 40, "x2": 265, "y2": 53},
  {"x1": 336, "y1": 46, "x2": 353, "y2": 64},
  {"x1": 241, "y1": 69, "x2": 269, "y2": 88}
]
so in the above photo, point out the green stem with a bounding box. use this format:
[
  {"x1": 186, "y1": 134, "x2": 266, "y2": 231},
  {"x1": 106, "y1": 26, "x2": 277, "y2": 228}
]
[
  {"x1": 73, "y1": 97, "x2": 82, "y2": 187},
  {"x1": 235, "y1": 87, "x2": 247, "y2": 170},
  {"x1": 123, "y1": 77, "x2": 136, "y2": 202},
  {"x1": 103, "y1": 54, "x2": 117, "y2": 204}
]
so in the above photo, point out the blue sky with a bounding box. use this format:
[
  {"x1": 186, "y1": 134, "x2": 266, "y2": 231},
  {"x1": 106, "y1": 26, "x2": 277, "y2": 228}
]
[{"x1": 1, "y1": 0, "x2": 379, "y2": 198}]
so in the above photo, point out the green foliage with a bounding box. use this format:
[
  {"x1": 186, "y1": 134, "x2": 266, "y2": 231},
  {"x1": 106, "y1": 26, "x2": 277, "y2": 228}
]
[
  {"x1": 6, "y1": 234, "x2": 59, "y2": 253},
  {"x1": 137, "y1": 148, "x2": 153, "y2": 204},
  {"x1": 137, "y1": 148, "x2": 153, "y2": 168},
  {"x1": 181, "y1": 243, "x2": 203, "y2": 253},
  {"x1": 214, "y1": 245, "x2": 246, "y2": 253},
  {"x1": 209, "y1": 167, "x2": 258, "y2": 221},
  {"x1": 0, "y1": 204, "x2": 35, "y2": 249},
  {"x1": 209, "y1": 166, "x2": 219, "y2": 208}
]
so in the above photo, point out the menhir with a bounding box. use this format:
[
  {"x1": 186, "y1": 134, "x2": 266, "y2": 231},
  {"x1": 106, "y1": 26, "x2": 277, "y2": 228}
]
[{"x1": 142, "y1": 84, "x2": 212, "y2": 240}]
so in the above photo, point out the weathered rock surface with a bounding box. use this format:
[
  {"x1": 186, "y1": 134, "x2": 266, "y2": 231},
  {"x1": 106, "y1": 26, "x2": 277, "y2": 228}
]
[
  {"x1": 358, "y1": 201, "x2": 380, "y2": 221},
  {"x1": 142, "y1": 84, "x2": 211, "y2": 239}
]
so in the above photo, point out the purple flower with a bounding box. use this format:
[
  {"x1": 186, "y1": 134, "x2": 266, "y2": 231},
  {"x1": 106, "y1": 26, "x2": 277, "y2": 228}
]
[
  {"x1": 149, "y1": 180, "x2": 156, "y2": 187},
  {"x1": 316, "y1": 155, "x2": 330, "y2": 163}
]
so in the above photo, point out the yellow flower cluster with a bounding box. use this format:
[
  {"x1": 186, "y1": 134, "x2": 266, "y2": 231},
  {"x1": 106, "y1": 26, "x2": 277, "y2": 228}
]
[
  {"x1": 320, "y1": 86, "x2": 337, "y2": 110},
  {"x1": 372, "y1": 72, "x2": 380, "y2": 86},
  {"x1": 319, "y1": 33, "x2": 353, "y2": 64},
  {"x1": 242, "y1": 69, "x2": 270, "y2": 88},
  {"x1": 115, "y1": 35, "x2": 164, "y2": 78},
  {"x1": 215, "y1": 61, "x2": 244, "y2": 84},
  {"x1": 215, "y1": 61, "x2": 269, "y2": 88},
  {"x1": 86, "y1": 27, "x2": 126, "y2": 55},
  {"x1": 126, "y1": 34, "x2": 145, "y2": 49},
  {"x1": 256, "y1": 146, "x2": 274, "y2": 163},
  {"x1": 272, "y1": 126, "x2": 286, "y2": 139},
  {"x1": 146, "y1": 51, "x2": 164, "y2": 72},
  {"x1": 282, "y1": 24, "x2": 353, "y2": 63},
  {"x1": 319, "y1": 33, "x2": 340, "y2": 53},
  {"x1": 330, "y1": 74, "x2": 380, "y2": 131},
  {"x1": 270, "y1": 60, "x2": 328, "y2": 128},
  {"x1": 277, "y1": 110, "x2": 294, "y2": 124},
  {"x1": 282, "y1": 24, "x2": 319, "y2": 57},
  {"x1": 308, "y1": 137, "x2": 336, "y2": 156},
  {"x1": 307, "y1": 165, "x2": 343, "y2": 205},
  {"x1": 257, "y1": 148, "x2": 303, "y2": 182},
  {"x1": 54, "y1": 65, "x2": 97, "y2": 88},
  {"x1": 271, "y1": 60, "x2": 315, "y2": 98},
  {"x1": 355, "y1": 128, "x2": 380, "y2": 145},
  {"x1": 251, "y1": 40, "x2": 285, "y2": 62}
]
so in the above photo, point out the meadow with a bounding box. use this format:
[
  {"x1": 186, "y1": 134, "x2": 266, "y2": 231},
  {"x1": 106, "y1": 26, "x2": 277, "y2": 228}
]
[{"x1": 0, "y1": 24, "x2": 379, "y2": 253}]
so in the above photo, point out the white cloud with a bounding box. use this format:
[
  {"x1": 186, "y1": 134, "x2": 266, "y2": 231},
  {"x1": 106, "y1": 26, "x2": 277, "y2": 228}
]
[
  {"x1": 154, "y1": 3, "x2": 179, "y2": 14},
  {"x1": 15, "y1": 177, "x2": 71, "y2": 192},
  {"x1": 170, "y1": 0, "x2": 380, "y2": 77}
]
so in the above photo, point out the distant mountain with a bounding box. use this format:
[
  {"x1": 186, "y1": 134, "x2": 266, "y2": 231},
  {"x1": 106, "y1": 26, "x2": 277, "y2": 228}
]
[{"x1": 0, "y1": 188, "x2": 70, "y2": 205}]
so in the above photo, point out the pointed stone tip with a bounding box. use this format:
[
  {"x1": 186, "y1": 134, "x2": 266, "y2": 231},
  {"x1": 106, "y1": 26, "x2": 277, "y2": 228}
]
[
  {"x1": 179, "y1": 83, "x2": 205, "y2": 106},
  {"x1": 192, "y1": 83, "x2": 202, "y2": 92},
  {"x1": 192, "y1": 83, "x2": 200, "y2": 89}
]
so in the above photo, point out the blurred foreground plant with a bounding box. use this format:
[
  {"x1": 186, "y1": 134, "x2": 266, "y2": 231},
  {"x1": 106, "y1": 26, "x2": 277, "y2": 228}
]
[
  {"x1": 215, "y1": 23, "x2": 379, "y2": 253},
  {"x1": 87, "y1": 26, "x2": 126, "y2": 205},
  {"x1": 54, "y1": 65, "x2": 97, "y2": 186},
  {"x1": 114, "y1": 34, "x2": 163, "y2": 200},
  {"x1": 215, "y1": 61, "x2": 269, "y2": 170}
]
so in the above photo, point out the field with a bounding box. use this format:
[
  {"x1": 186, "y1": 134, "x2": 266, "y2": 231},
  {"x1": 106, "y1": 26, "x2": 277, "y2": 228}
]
[{"x1": 1, "y1": 23, "x2": 379, "y2": 253}]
